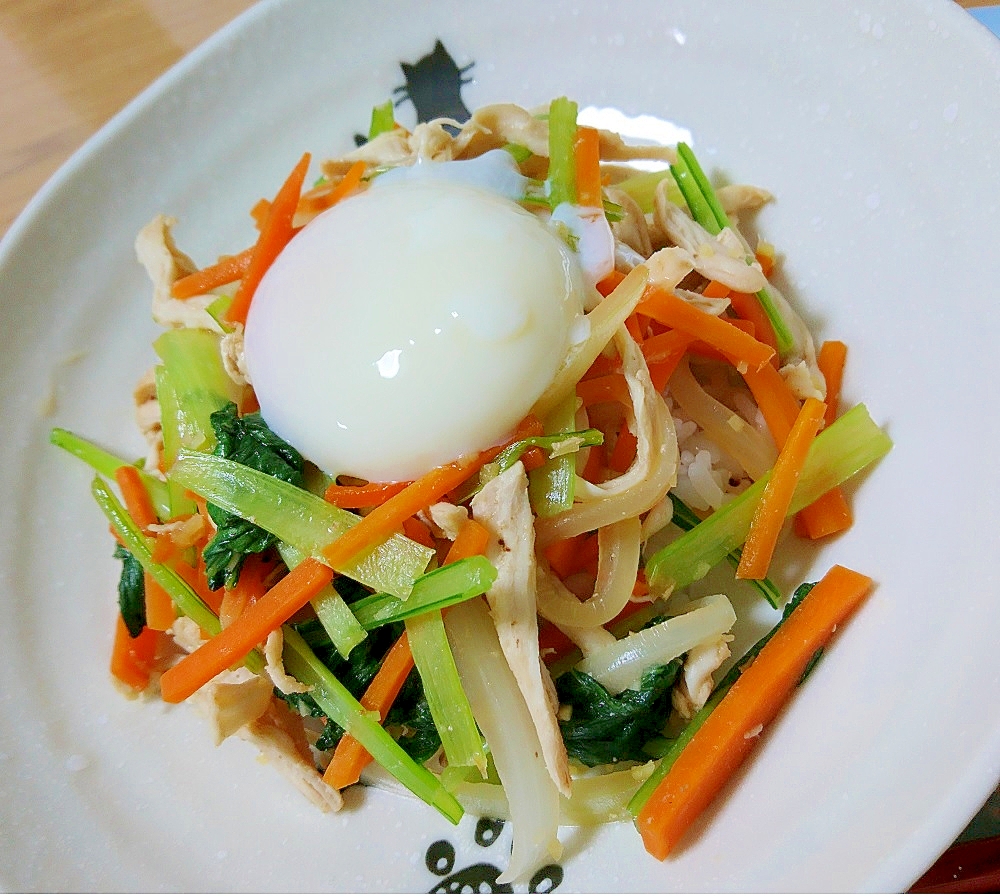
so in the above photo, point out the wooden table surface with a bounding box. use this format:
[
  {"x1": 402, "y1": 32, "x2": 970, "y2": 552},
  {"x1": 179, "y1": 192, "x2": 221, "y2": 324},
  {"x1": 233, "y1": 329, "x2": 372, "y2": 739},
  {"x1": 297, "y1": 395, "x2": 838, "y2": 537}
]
[{"x1": 1, "y1": 0, "x2": 998, "y2": 890}]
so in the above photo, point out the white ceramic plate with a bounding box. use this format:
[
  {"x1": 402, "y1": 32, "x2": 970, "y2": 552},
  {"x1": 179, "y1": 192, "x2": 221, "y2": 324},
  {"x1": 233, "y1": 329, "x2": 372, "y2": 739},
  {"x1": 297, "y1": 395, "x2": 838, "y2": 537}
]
[{"x1": 3, "y1": 0, "x2": 1000, "y2": 890}]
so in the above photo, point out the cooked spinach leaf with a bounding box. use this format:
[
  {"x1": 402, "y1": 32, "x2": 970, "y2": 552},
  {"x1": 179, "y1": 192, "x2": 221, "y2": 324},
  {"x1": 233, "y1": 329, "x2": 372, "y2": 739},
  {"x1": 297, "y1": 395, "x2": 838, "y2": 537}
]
[
  {"x1": 202, "y1": 403, "x2": 305, "y2": 590},
  {"x1": 556, "y1": 659, "x2": 682, "y2": 767},
  {"x1": 115, "y1": 544, "x2": 146, "y2": 637},
  {"x1": 278, "y1": 619, "x2": 441, "y2": 763}
]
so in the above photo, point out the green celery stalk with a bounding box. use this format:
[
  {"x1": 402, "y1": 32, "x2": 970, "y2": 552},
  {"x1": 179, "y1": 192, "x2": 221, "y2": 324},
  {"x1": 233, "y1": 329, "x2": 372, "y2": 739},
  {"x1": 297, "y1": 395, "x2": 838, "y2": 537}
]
[
  {"x1": 528, "y1": 390, "x2": 579, "y2": 518},
  {"x1": 90, "y1": 476, "x2": 270, "y2": 674},
  {"x1": 280, "y1": 626, "x2": 464, "y2": 823},
  {"x1": 278, "y1": 542, "x2": 367, "y2": 659},
  {"x1": 368, "y1": 99, "x2": 396, "y2": 140},
  {"x1": 168, "y1": 451, "x2": 433, "y2": 598},
  {"x1": 153, "y1": 328, "x2": 242, "y2": 454},
  {"x1": 153, "y1": 366, "x2": 198, "y2": 519},
  {"x1": 350, "y1": 557, "x2": 497, "y2": 629},
  {"x1": 670, "y1": 495, "x2": 782, "y2": 609},
  {"x1": 546, "y1": 96, "x2": 578, "y2": 208},
  {"x1": 645, "y1": 403, "x2": 892, "y2": 594},
  {"x1": 50, "y1": 428, "x2": 171, "y2": 519},
  {"x1": 405, "y1": 609, "x2": 487, "y2": 775},
  {"x1": 612, "y1": 168, "x2": 680, "y2": 214},
  {"x1": 672, "y1": 143, "x2": 796, "y2": 356}
]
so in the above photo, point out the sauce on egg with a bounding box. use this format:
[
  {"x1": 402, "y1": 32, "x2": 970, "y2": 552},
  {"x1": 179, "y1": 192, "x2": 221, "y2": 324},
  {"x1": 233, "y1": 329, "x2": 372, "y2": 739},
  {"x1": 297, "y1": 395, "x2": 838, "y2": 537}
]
[{"x1": 244, "y1": 175, "x2": 587, "y2": 482}]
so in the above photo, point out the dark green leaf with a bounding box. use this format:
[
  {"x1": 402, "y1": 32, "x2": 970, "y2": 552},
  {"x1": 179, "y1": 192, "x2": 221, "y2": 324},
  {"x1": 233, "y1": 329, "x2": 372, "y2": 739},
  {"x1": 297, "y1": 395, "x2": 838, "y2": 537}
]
[
  {"x1": 202, "y1": 403, "x2": 305, "y2": 590},
  {"x1": 114, "y1": 544, "x2": 146, "y2": 638},
  {"x1": 556, "y1": 660, "x2": 682, "y2": 767}
]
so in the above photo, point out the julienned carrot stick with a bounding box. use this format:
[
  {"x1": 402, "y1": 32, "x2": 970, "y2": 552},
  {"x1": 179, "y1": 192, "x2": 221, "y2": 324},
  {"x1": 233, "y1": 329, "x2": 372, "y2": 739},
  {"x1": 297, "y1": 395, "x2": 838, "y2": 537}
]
[
  {"x1": 114, "y1": 465, "x2": 158, "y2": 531},
  {"x1": 143, "y1": 572, "x2": 176, "y2": 631},
  {"x1": 727, "y1": 291, "x2": 779, "y2": 358},
  {"x1": 321, "y1": 454, "x2": 488, "y2": 572},
  {"x1": 636, "y1": 286, "x2": 775, "y2": 373},
  {"x1": 816, "y1": 340, "x2": 848, "y2": 427},
  {"x1": 225, "y1": 152, "x2": 312, "y2": 327},
  {"x1": 159, "y1": 557, "x2": 333, "y2": 703},
  {"x1": 574, "y1": 126, "x2": 603, "y2": 208},
  {"x1": 576, "y1": 372, "x2": 631, "y2": 408},
  {"x1": 443, "y1": 517, "x2": 490, "y2": 565},
  {"x1": 322, "y1": 630, "x2": 414, "y2": 789},
  {"x1": 110, "y1": 614, "x2": 160, "y2": 691},
  {"x1": 737, "y1": 397, "x2": 826, "y2": 580},
  {"x1": 636, "y1": 564, "x2": 874, "y2": 860},
  {"x1": 170, "y1": 247, "x2": 253, "y2": 300},
  {"x1": 740, "y1": 360, "x2": 801, "y2": 448},
  {"x1": 796, "y1": 340, "x2": 853, "y2": 538},
  {"x1": 324, "y1": 479, "x2": 413, "y2": 509},
  {"x1": 297, "y1": 160, "x2": 366, "y2": 219}
]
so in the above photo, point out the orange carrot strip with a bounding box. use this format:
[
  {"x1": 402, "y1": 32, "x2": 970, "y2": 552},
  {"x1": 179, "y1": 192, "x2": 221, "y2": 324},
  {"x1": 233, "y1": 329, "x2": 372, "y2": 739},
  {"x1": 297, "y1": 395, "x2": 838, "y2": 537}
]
[
  {"x1": 737, "y1": 397, "x2": 826, "y2": 580},
  {"x1": 637, "y1": 286, "x2": 775, "y2": 372},
  {"x1": 219, "y1": 552, "x2": 277, "y2": 627},
  {"x1": 170, "y1": 247, "x2": 254, "y2": 299},
  {"x1": 727, "y1": 291, "x2": 780, "y2": 359},
  {"x1": 110, "y1": 615, "x2": 159, "y2": 691},
  {"x1": 795, "y1": 339, "x2": 852, "y2": 538},
  {"x1": 321, "y1": 457, "x2": 482, "y2": 573},
  {"x1": 250, "y1": 198, "x2": 271, "y2": 229},
  {"x1": 324, "y1": 479, "x2": 413, "y2": 509},
  {"x1": 114, "y1": 465, "x2": 158, "y2": 531},
  {"x1": 608, "y1": 424, "x2": 638, "y2": 473},
  {"x1": 443, "y1": 517, "x2": 491, "y2": 565},
  {"x1": 755, "y1": 246, "x2": 775, "y2": 278},
  {"x1": 401, "y1": 515, "x2": 436, "y2": 549},
  {"x1": 576, "y1": 372, "x2": 631, "y2": 408},
  {"x1": 795, "y1": 487, "x2": 854, "y2": 540},
  {"x1": 741, "y1": 359, "x2": 802, "y2": 448},
  {"x1": 225, "y1": 152, "x2": 312, "y2": 327},
  {"x1": 543, "y1": 532, "x2": 599, "y2": 580},
  {"x1": 637, "y1": 564, "x2": 873, "y2": 859},
  {"x1": 702, "y1": 279, "x2": 731, "y2": 299},
  {"x1": 143, "y1": 572, "x2": 176, "y2": 632},
  {"x1": 297, "y1": 160, "x2": 365, "y2": 218},
  {"x1": 817, "y1": 340, "x2": 847, "y2": 426},
  {"x1": 642, "y1": 329, "x2": 693, "y2": 393},
  {"x1": 160, "y1": 557, "x2": 333, "y2": 703},
  {"x1": 596, "y1": 269, "x2": 627, "y2": 297},
  {"x1": 574, "y1": 126, "x2": 603, "y2": 208},
  {"x1": 323, "y1": 630, "x2": 414, "y2": 789}
]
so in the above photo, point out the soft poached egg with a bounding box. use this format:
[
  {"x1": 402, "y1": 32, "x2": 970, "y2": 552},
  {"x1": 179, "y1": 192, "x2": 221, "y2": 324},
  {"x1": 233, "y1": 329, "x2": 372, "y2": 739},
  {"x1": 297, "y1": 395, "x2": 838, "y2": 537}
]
[{"x1": 243, "y1": 172, "x2": 588, "y2": 482}]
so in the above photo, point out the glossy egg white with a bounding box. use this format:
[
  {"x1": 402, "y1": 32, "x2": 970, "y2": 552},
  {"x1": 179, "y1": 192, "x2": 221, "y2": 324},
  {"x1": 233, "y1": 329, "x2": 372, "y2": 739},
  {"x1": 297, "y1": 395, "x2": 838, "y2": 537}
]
[{"x1": 243, "y1": 177, "x2": 586, "y2": 482}]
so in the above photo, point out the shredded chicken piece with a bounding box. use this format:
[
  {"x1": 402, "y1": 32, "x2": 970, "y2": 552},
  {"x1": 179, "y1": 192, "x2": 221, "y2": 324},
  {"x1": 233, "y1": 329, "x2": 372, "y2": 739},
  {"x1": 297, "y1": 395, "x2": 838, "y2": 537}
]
[
  {"x1": 219, "y1": 323, "x2": 251, "y2": 387},
  {"x1": 244, "y1": 699, "x2": 344, "y2": 812},
  {"x1": 188, "y1": 667, "x2": 274, "y2": 744},
  {"x1": 672, "y1": 635, "x2": 733, "y2": 720},
  {"x1": 716, "y1": 183, "x2": 773, "y2": 216},
  {"x1": 264, "y1": 629, "x2": 310, "y2": 695},
  {"x1": 133, "y1": 367, "x2": 164, "y2": 474},
  {"x1": 653, "y1": 187, "x2": 767, "y2": 294},
  {"x1": 425, "y1": 501, "x2": 469, "y2": 541},
  {"x1": 606, "y1": 187, "x2": 652, "y2": 259},
  {"x1": 135, "y1": 215, "x2": 223, "y2": 332},
  {"x1": 470, "y1": 462, "x2": 572, "y2": 797}
]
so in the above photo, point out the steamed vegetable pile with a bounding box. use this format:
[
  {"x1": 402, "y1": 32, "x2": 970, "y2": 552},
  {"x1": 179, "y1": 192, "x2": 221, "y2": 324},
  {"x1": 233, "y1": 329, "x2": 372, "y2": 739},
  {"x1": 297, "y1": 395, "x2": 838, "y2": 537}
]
[{"x1": 51, "y1": 97, "x2": 891, "y2": 882}]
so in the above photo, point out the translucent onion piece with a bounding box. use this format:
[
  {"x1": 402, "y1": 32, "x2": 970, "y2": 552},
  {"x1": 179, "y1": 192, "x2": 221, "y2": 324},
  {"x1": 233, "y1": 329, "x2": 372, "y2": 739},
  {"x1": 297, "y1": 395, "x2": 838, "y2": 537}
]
[
  {"x1": 535, "y1": 517, "x2": 640, "y2": 629},
  {"x1": 577, "y1": 593, "x2": 737, "y2": 694},
  {"x1": 535, "y1": 327, "x2": 678, "y2": 547},
  {"x1": 530, "y1": 263, "x2": 650, "y2": 420},
  {"x1": 669, "y1": 356, "x2": 777, "y2": 481},
  {"x1": 445, "y1": 598, "x2": 562, "y2": 883},
  {"x1": 443, "y1": 760, "x2": 656, "y2": 826}
]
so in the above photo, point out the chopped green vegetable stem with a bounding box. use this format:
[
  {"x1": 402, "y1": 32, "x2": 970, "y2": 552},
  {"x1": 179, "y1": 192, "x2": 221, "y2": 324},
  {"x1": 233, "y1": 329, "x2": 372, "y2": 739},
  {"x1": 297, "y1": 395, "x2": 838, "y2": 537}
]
[{"x1": 281, "y1": 626, "x2": 464, "y2": 824}]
